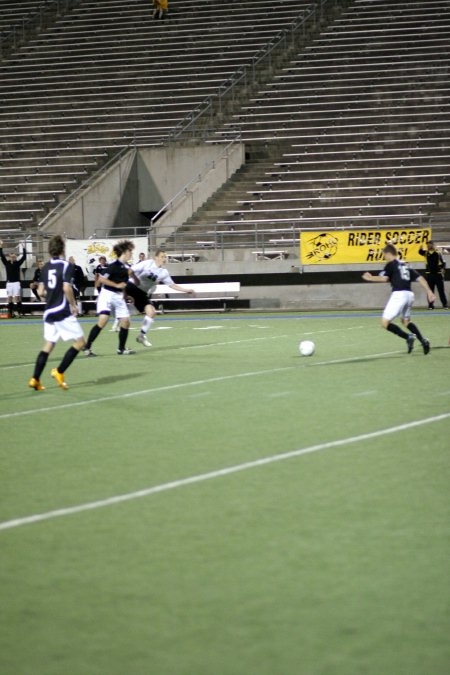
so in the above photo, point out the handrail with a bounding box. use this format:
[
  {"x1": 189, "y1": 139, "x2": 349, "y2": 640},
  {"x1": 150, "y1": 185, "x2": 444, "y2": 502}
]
[
  {"x1": 0, "y1": 0, "x2": 77, "y2": 57},
  {"x1": 37, "y1": 143, "x2": 137, "y2": 230},
  {"x1": 150, "y1": 133, "x2": 242, "y2": 226},
  {"x1": 166, "y1": 0, "x2": 330, "y2": 142}
]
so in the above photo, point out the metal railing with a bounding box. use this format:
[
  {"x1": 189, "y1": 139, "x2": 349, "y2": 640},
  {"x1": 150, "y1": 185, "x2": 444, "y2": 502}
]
[{"x1": 0, "y1": 0, "x2": 77, "y2": 58}]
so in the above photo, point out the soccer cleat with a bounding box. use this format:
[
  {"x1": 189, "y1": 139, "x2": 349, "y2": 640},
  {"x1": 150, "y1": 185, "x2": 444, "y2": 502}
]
[
  {"x1": 117, "y1": 348, "x2": 135, "y2": 355},
  {"x1": 407, "y1": 334, "x2": 415, "y2": 354},
  {"x1": 51, "y1": 368, "x2": 69, "y2": 390},
  {"x1": 136, "y1": 333, "x2": 152, "y2": 347},
  {"x1": 83, "y1": 349, "x2": 97, "y2": 357},
  {"x1": 28, "y1": 377, "x2": 45, "y2": 391},
  {"x1": 422, "y1": 338, "x2": 430, "y2": 355}
]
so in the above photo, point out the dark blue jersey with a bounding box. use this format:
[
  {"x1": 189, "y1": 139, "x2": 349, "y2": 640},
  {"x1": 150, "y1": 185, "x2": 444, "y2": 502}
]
[
  {"x1": 383, "y1": 259, "x2": 420, "y2": 291},
  {"x1": 41, "y1": 258, "x2": 74, "y2": 323},
  {"x1": 102, "y1": 259, "x2": 129, "y2": 293}
]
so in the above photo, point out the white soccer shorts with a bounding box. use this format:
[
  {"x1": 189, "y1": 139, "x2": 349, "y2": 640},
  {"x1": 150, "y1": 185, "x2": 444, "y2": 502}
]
[
  {"x1": 96, "y1": 288, "x2": 130, "y2": 319},
  {"x1": 383, "y1": 290, "x2": 415, "y2": 322},
  {"x1": 44, "y1": 315, "x2": 84, "y2": 343},
  {"x1": 6, "y1": 281, "x2": 21, "y2": 297}
]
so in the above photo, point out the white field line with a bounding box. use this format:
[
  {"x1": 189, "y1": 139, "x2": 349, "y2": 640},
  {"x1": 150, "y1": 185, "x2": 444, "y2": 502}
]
[
  {"x1": 0, "y1": 351, "x2": 402, "y2": 421},
  {"x1": 1, "y1": 411, "x2": 449, "y2": 532}
]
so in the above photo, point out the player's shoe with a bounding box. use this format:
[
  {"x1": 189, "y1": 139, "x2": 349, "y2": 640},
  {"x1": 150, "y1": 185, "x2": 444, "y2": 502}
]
[
  {"x1": 83, "y1": 349, "x2": 97, "y2": 357},
  {"x1": 51, "y1": 368, "x2": 69, "y2": 390},
  {"x1": 407, "y1": 334, "x2": 415, "y2": 353},
  {"x1": 117, "y1": 348, "x2": 135, "y2": 355},
  {"x1": 28, "y1": 377, "x2": 45, "y2": 391},
  {"x1": 136, "y1": 333, "x2": 152, "y2": 347},
  {"x1": 421, "y1": 338, "x2": 430, "y2": 355}
]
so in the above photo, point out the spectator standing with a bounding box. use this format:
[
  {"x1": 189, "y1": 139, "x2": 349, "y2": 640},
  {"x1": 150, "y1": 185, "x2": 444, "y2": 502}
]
[
  {"x1": 418, "y1": 241, "x2": 448, "y2": 309},
  {"x1": 153, "y1": 0, "x2": 168, "y2": 20},
  {"x1": 0, "y1": 240, "x2": 27, "y2": 317},
  {"x1": 30, "y1": 259, "x2": 44, "y2": 301},
  {"x1": 69, "y1": 256, "x2": 87, "y2": 314}
]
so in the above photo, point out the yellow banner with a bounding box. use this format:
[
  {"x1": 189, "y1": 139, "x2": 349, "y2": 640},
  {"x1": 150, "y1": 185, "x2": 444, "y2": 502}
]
[{"x1": 300, "y1": 228, "x2": 431, "y2": 265}]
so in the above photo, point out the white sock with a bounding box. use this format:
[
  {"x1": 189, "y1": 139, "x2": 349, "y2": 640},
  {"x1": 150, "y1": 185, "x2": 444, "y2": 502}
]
[{"x1": 141, "y1": 316, "x2": 154, "y2": 334}]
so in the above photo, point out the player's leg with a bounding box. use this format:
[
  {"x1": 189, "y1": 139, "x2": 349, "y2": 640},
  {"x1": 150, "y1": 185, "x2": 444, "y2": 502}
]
[
  {"x1": 14, "y1": 292, "x2": 24, "y2": 317},
  {"x1": 401, "y1": 293, "x2": 430, "y2": 355},
  {"x1": 52, "y1": 317, "x2": 86, "y2": 389},
  {"x1": 29, "y1": 325, "x2": 56, "y2": 390},
  {"x1": 137, "y1": 301, "x2": 156, "y2": 348},
  {"x1": 6, "y1": 282, "x2": 15, "y2": 317},
  {"x1": 382, "y1": 292, "x2": 413, "y2": 351},
  {"x1": 84, "y1": 312, "x2": 109, "y2": 355},
  {"x1": 114, "y1": 296, "x2": 133, "y2": 354}
]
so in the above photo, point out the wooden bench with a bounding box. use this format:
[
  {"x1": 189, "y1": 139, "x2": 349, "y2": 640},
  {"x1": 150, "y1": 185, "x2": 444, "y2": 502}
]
[
  {"x1": 165, "y1": 252, "x2": 200, "y2": 263},
  {"x1": 151, "y1": 282, "x2": 241, "y2": 312}
]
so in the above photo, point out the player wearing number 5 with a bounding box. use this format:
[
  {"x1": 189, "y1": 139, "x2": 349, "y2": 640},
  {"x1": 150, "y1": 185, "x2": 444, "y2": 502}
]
[
  {"x1": 29, "y1": 235, "x2": 85, "y2": 391},
  {"x1": 362, "y1": 244, "x2": 435, "y2": 354}
]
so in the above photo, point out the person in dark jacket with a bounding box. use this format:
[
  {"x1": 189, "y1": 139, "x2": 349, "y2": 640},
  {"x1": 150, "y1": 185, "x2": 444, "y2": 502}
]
[
  {"x1": 69, "y1": 256, "x2": 87, "y2": 314},
  {"x1": 0, "y1": 239, "x2": 27, "y2": 317},
  {"x1": 419, "y1": 241, "x2": 448, "y2": 309}
]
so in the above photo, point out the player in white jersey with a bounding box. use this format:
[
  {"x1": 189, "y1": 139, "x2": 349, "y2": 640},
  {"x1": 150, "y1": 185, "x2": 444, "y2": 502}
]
[{"x1": 126, "y1": 249, "x2": 195, "y2": 347}]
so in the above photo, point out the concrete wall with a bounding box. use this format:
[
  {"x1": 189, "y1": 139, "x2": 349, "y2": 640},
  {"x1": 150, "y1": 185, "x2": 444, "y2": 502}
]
[
  {"x1": 41, "y1": 149, "x2": 137, "y2": 238},
  {"x1": 138, "y1": 143, "x2": 244, "y2": 214}
]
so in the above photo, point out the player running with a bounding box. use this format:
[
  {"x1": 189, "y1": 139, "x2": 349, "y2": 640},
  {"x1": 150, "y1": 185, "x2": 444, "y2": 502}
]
[
  {"x1": 127, "y1": 249, "x2": 195, "y2": 347},
  {"x1": 84, "y1": 240, "x2": 135, "y2": 356},
  {"x1": 362, "y1": 244, "x2": 435, "y2": 354},
  {"x1": 29, "y1": 235, "x2": 85, "y2": 391}
]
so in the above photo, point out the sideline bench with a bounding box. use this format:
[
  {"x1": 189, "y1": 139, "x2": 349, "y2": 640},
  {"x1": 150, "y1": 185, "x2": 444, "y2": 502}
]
[
  {"x1": 252, "y1": 250, "x2": 288, "y2": 261},
  {"x1": 0, "y1": 282, "x2": 241, "y2": 314}
]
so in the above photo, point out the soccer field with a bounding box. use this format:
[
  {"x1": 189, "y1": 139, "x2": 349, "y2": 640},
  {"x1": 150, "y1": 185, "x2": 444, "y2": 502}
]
[{"x1": 1, "y1": 311, "x2": 449, "y2": 675}]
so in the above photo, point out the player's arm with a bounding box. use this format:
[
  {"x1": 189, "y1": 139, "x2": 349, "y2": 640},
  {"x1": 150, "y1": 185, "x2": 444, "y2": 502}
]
[
  {"x1": 99, "y1": 275, "x2": 126, "y2": 290},
  {"x1": 63, "y1": 281, "x2": 78, "y2": 315},
  {"x1": 417, "y1": 274, "x2": 436, "y2": 305},
  {"x1": 129, "y1": 268, "x2": 140, "y2": 285},
  {"x1": 169, "y1": 283, "x2": 196, "y2": 295},
  {"x1": 17, "y1": 248, "x2": 27, "y2": 265},
  {"x1": 418, "y1": 246, "x2": 427, "y2": 257},
  {"x1": 0, "y1": 241, "x2": 7, "y2": 265},
  {"x1": 362, "y1": 272, "x2": 389, "y2": 283}
]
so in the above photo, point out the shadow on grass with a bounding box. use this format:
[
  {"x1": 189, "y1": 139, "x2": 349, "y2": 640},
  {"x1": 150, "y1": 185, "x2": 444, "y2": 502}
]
[{"x1": 78, "y1": 371, "x2": 146, "y2": 387}]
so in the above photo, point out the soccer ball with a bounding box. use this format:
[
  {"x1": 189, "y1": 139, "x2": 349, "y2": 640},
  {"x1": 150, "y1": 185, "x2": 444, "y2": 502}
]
[{"x1": 299, "y1": 340, "x2": 315, "y2": 357}]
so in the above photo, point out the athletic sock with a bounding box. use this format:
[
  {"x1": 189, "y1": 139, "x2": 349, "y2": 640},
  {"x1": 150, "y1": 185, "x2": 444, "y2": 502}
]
[
  {"x1": 141, "y1": 316, "x2": 154, "y2": 334},
  {"x1": 119, "y1": 327, "x2": 128, "y2": 351},
  {"x1": 387, "y1": 323, "x2": 409, "y2": 340},
  {"x1": 407, "y1": 322, "x2": 424, "y2": 343},
  {"x1": 16, "y1": 301, "x2": 23, "y2": 316},
  {"x1": 57, "y1": 346, "x2": 80, "y2": 374},
  {"x1": 33, "y1": 350, "x2": 49, "y2": 380},
  {"x1": 86, "y1": 324, "x2": 102, "y2": 349},
  {"x1": 32, "y1": 289, "x2": 40, "y2": 300},
  {"x1": 8, "y1": 302, "x2": 14, "y2": 316}
]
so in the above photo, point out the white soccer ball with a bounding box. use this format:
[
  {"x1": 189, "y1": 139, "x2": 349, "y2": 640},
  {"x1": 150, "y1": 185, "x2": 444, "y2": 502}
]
[{"x1": 299, "y1": 340, "x2": 315, "y2": 357}]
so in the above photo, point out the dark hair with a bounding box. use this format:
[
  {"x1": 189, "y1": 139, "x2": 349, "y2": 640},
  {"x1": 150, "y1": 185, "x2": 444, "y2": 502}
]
[
  {"x1": 99, "y1": 256, "x2": 107, "y2": 262},
  {"x1": 113, "y1": 240, "x2": 134, "y2": 257},
  {"x1": 428, "y1": 240, "x2": 434, "y2": 246},
  {"x1": 154, "y1": 248, "x2": 166, "y2": 257},
  {"x1": 383, "y1": 244, "x2": 398, "y2": 256},
  {"x1": 49, "y1": 235, "x2": 65, "y2": 258}
]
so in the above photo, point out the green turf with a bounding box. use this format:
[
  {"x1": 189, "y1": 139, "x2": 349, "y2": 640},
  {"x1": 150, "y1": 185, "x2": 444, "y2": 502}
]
[{"x1": 1, "y1": 311, "x2": 449, "y2": 675}]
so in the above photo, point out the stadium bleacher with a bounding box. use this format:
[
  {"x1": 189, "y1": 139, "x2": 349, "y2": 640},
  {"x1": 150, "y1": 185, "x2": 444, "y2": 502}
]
[
  {"x1": 0, "y1": 0, "x2": 315, "y2": 238},
  {"x1": 177, "y1": 0, "x2": 450, "y2": 246}
]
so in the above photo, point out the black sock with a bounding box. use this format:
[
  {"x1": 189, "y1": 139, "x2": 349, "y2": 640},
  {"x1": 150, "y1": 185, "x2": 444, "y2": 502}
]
[
  {"x1": 86, "y1": 324, "x2": 102, "y2": 349},
  {"x1": 16, "y1": 301, "x2": 23, "y2": 316},
  {"x1": 32, "y1": 288, "x2": 40, "y2": 300},
  {"x1": 33, "y1": 350, "x2": 49, "y2": 380},
  {"x1": 387, "y1": 323, "x2": 409, "y2": 340},
  {"x1": 407, "y1": 322, "x2": 424, "y2": 343},
  {"x1": 58, "y1": 346, "x2": 80, "y2": 374},
  {"x1": 8, "y1": 302, "x2": 14, "y2": 316},
  {"x1": 118, "y1": 327, "x2": 128, "y2": 351}
]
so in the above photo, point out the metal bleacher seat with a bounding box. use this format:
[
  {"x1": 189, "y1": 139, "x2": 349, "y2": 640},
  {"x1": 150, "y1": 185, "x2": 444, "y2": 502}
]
[
  {"x1": 0, "y1": 0, "x2": 314, "y2": 232},
  {"x1": 198, "y1": 0, "x2": 450, "y2": 237}
]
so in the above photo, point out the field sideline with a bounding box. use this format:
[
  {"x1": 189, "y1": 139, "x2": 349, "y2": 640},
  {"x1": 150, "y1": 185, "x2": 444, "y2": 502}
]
[{"x1": 1, "y1": 311, "x2": 449, "y2": 675}]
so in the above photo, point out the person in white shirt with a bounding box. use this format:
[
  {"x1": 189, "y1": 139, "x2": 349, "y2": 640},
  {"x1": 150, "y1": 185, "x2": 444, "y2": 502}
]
[{"x1": 126, "y1": 249, "x2": 195, "y2": 347}]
